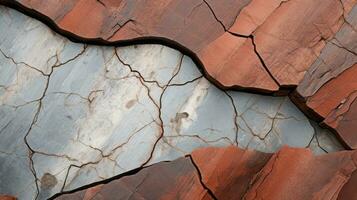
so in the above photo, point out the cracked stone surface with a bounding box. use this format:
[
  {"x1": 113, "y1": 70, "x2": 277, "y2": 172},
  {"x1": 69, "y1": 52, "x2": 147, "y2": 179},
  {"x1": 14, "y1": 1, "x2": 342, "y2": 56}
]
[
  {"x1": 1, "y1": 0, "x2": 357, "y2": 149},
  {"x1": 0, "y1": 6, "x2": 346, "y2": 200},
  {"x1": 55, "y1": 146, "x2": 357, "y2": 200},
  {"x1": 0, "y1": 0, "x2": 351, "y2": 92}
]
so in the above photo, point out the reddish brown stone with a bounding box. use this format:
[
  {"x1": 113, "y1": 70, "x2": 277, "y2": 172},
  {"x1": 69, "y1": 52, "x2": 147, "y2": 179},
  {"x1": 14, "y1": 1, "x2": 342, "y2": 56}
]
[
  {"x1": 294, "y1": 2, "x2": 357, "y2": 149},
  {"x1": 55, "y1": 146, "x2": 357, "y2": 200},
  {"x1": 0, "y1": 196, "x2": 16, "y2": 200},
  {"x1": 253, "y1": 0, "x2": 344, "y2": 86},
  {"x1": 298, "y1": 61, "x2": 357, "y2": 149},
  {"x1": 243, "y1": 147, "x2": 357, "y2": 200},
  {"x1": 0, "y1": 0, "x2": 351, "y2": 94},
  {"x1": 338, "y1": 170, "x2": 357, "y2": 200},
  {"x1": 191, "y1": 146, "x2": 272, "y2": 199},
  {"x1": 56, "y1": 157, "x2": 213, "y2": 200}
]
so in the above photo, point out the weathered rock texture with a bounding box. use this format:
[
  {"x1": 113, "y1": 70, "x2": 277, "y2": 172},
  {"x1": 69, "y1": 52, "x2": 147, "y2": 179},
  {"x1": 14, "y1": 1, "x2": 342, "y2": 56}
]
[
  {"x1": 55, "y1": 146, "x2": 357, "y2": 200},
  {"x1": 0, "y1": 5, "x2": 345, "y2": 200},
  {"x1": 295, "y1": 3, "x2": 357, "y2": 149},
  {"x1": 1, "y1": 0, "x2": 357, "y2": 149}
]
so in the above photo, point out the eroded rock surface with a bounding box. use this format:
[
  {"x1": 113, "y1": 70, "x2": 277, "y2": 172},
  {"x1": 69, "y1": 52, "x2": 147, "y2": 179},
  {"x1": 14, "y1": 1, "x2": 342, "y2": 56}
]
[
  {"x1": 55, "y1": 146, "x2": 357, "y2": 200},
  {"x1": 0, "y1": 6, "x2": 345, "y2": 200}
]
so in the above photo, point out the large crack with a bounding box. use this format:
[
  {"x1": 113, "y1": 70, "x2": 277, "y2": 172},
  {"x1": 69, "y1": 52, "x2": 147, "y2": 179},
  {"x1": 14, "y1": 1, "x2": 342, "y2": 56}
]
[
  {"x1": 186, "y1": 155, "x2": 218, "y2": 200},
  {"x1": 202, "y1": 0, "x2": 282, "y2": 89},
  {"x1": 223, "y1": 91, "x2": 240, "y2": 145},
  {"x1": 242, "y1": 152, "x2": 280, "y2": 199}
]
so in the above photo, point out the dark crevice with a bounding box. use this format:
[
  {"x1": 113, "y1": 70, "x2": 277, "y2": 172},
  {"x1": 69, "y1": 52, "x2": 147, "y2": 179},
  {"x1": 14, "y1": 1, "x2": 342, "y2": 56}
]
[
  {"x1": 202, "y1": 0, "x2": 286, "y2": 90},
  {"x1": 223, "y1": 91, "x2": 239, "y2": 145},
  {"x1": 96, "y1": 0, "x2": 106, "y2": 7},
  {"x1": 108, "y1": 19, "x2": 136, "y2": 40},
  {"x1": 50, "y1": 155, "x2": 219, "y2": 200},
  {"x1": 167, "y1": 75, "x2": 203, "y2": 87},
  {"x1": 186, "y1": 155, "x2": 219, "y2": 200},
  {"x1": 242, "y1": 152, "x2": 279, "y2": 199},
  {"x1": 202, "y1": 0, "x2": 227, "y2": 32},
  {"x1": 249, "y1": 36, "x2": 281, "y2": 88}
]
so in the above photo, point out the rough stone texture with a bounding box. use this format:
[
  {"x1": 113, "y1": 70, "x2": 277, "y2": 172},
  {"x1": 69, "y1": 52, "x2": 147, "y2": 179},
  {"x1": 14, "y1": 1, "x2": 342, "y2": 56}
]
[
  {"x1": 54, "y1": 146, "x2": 357, "y2": 200},
  {"x1": 295, "y1": 3, "x2": 357, "y2": 149},
  {"x1": 0, "y1": 6, "x2": 345, "y2": 200},
  {"x1": 1, "y1": 0, "x2": 357, "y2": 149},
  {"x1": 0, "y1": 0, "x2": 352, "y2": 93}
]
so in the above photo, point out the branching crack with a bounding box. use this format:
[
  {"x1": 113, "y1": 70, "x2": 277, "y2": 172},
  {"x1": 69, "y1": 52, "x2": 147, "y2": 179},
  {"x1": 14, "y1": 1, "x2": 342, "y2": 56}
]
[
  {"x1": 7, "y1": 44, "x2": 88, "y2": 199},
  {"x1": 140, "y1": 54, "x2": 185, "y2": 167},
  {"x1": 224, "y1": 91, "x2": 239, "y2": 145},
  {"x1": 250, "y1": 36, "x2": 281, "y2": 87},
  {"x1": 108, "y1": 19, "x2": 136, "y2": 40}
]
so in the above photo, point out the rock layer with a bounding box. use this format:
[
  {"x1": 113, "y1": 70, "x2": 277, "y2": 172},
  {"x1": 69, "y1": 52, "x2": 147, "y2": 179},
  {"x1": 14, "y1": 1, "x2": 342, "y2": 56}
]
[
  {"x1": 295, "y1": 3, "x2": 357, "y2": 149},
  {"x1": 55, "y1": 146, "x2": 357, "y2": 200}
]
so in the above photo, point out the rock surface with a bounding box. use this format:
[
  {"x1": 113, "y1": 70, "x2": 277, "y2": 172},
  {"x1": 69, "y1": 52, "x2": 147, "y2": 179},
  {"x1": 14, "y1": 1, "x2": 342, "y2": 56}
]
[
  {"x1": 55, "y1": 146, "x2": 357, "y2": 200},
  {"x1": 1, "y1": 0, "x2": 357, "y2": 149},
  {"x1": 0, "y1": 0, "x2": 349, "y2": 92},
  {"x1": 0, "y1": 6, "x2": 345, "y2": 200},
  {"x1": 295, "y1": 3, "x2": 357, "y2": 149}
]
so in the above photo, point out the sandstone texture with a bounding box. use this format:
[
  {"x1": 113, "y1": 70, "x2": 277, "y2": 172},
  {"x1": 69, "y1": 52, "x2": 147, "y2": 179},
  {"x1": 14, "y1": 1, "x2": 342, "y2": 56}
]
[
  {"x1": 55, "y1": 146, "x2": 357, "y2": 200},
  {"x1": 1, "y1": 0, "x2": 357, "y2": 149}
]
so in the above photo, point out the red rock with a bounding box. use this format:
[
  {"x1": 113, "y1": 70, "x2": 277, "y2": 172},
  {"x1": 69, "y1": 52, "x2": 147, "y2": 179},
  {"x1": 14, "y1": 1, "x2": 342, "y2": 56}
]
[
  {"x1": 298, "y1": 62, "x2": 357, "y2": 149},
  {"x1": 293, "y1": 2, "x2": 357, "y2": 149},
  {"x1": 55, "y1": 157, "x2": 213, "y2": 200},
  {"x1": 252, "y1": 0, "x2": 344, "y2": 87},
  {"x1": 54, "y1": 146, "x2": 357, "y2": 200},
  {"x1": 191, "y1": 146, "x2": 272, "y2": 199},
  {"x1": 0, "y1": 196, "x2": 16, "y2": 200},
  {"x1": 243, "y1": 147, "x2": 357, "y2": 200},
  {"x1": 338, "y1": 170, "x2": 357, "y2": 200}
]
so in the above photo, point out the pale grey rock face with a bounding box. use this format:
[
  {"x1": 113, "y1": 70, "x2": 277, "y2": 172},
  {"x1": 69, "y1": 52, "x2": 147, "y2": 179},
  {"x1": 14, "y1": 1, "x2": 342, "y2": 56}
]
[{"x1": 0, "y1": 6, "x2": 344, "y2": 200}]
